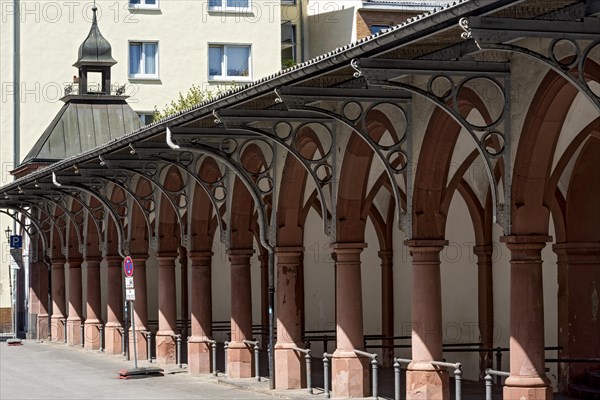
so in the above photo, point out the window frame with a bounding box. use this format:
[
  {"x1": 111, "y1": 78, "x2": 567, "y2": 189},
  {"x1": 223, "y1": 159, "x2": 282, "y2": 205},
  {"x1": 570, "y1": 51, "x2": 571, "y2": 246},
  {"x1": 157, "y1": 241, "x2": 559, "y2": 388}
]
[
  {"x1": 208, "y1": 43, "x2": 253, "y2": 82},
  {"x1": 128, "y1": 41, "x2": 160, "y2": 80},
  {"x1": 207, "y1": 0, "x2": 252, "y2": 13},
  {"x1": 370, "y1": 24, "x2": 391, "y2": 35},
  {"x1": 128, "y1": 0, "x2": 160, "y2": 10},
  {"x1": 137, "y1": 112, "x2": 155, "y2": 125}
]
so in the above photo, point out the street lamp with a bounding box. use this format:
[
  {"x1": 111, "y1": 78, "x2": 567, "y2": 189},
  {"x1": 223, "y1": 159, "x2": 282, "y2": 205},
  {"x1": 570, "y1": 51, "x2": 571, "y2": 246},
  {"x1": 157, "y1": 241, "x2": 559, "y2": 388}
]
[{"x1": 5, "y1": 226, "x2": 11, "y2": 242}]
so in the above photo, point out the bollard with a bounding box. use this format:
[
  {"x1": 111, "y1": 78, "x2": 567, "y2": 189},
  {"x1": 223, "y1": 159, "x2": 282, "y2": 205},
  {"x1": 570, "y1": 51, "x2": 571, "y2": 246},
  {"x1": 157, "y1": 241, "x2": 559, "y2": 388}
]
[
  {"x1": 394, "y1": 360, "x2": 400, "y2": 400},
  {"x1": 147, "y1": 331, "x2": 153, "y2": 363},
  {"x1": 224, "y1": 341, "x2": 229, "y2": 376},
  {"x1": 371, "y1": 357, "x2": 378, "y2": 399},
  {"x1": 485, "y1": 372, "x2": 493, "y2": 400},
  {"x1": 177, "y1": 335, "x2": 182, "y2": 368},
  {"x1": 99, "y1": 324, "x2": 104, "y2": 352},
  {"x1": 212, "y1": 342, "x2": 218, "y2": 376},
  {"x1": 323, "y1": 335, "x2": 328, "y2": 354},
  {"x1": 324, "y1": 355, "x2": 330, "y2": 399},
  {"x1": 454, "y1": 364, "x2": 462, "y2": 400},
  {"x1": 80, "y1": 323, "x2": 85, "y2": 348},
  {"x1": 63, "y1": 320, "x2": 67, "y2": 344},
  {"x1": 495, "y1": 348, "x2": 502, "y2": 385},
  {"x1": 254, "y1": 342, "x2": 260, "y2": 381},
  {"x1": 306, "y1": 352, "x2": 313, "y2": 394}
]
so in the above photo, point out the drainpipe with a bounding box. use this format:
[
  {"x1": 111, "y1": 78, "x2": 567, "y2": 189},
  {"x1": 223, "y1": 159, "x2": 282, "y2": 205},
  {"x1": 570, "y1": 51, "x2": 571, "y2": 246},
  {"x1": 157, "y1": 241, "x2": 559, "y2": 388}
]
[{"x1": 13, "y1": 0, "x2": 20, "y2": 168}]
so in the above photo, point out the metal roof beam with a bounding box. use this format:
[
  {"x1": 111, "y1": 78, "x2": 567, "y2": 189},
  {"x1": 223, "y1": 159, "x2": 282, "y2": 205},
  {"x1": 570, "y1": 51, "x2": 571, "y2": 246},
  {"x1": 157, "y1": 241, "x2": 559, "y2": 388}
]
[{"x1": 469, "y1": 16, "x2": 600, "y2": 42}]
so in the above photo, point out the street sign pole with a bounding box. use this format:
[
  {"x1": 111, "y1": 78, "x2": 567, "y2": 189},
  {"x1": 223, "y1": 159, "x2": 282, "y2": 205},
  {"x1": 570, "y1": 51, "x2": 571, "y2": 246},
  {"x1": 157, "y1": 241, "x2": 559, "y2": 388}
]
[{"x1": 131, "y1": 298, "x2": 138, "y2": 369}]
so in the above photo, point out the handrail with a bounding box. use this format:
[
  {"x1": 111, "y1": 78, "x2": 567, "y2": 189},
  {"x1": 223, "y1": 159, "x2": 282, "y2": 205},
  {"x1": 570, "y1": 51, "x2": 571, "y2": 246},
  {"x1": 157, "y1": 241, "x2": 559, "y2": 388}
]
[
  {"x1": 197, "y1": 339, "x2": 218, "y2": 376},
  {"x1": 546, "y1": 358, "x2": 600, "y2": 362},
  {"x1": 484, "y1": 368, "x2": 510, "y2": 400},
  {"x1": 140, "y1": 330, "x2": 153, "y2": 362},
  {"x1": 323, "y1": 353, "x2": 334, "y2": 398},
  {"x1": 430, "y1": 360, "x2": 462, "y2": 400},
  {"x1": 393, "y1": 358, "x2": 412, "y2": 400},
  {"x1": 354, "y1": 349, "x2": 379, "y2": 399},
  {"x1": 293, "y1": 346, "x2": 313, "y2": 394},
  {"x1": 242, "y1": 339, "x2": 261, "y2": 381}
]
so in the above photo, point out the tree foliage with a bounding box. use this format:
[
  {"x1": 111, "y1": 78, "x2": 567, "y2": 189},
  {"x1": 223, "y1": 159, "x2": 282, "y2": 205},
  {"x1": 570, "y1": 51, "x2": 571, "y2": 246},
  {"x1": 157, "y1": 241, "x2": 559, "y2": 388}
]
[{"x1": 153, "y1": 84, "x2": 234, "y2": 122}]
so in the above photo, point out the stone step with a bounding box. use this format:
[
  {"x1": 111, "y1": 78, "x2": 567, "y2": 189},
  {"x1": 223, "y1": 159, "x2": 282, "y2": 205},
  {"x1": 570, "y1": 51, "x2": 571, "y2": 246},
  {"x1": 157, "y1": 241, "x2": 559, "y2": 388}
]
[
  {"x1": 590, "y1": 370, "x2": 600, "y2": 388},
  {"x1": 569, "y1": 383, "x2": 600, "y2": 399}
]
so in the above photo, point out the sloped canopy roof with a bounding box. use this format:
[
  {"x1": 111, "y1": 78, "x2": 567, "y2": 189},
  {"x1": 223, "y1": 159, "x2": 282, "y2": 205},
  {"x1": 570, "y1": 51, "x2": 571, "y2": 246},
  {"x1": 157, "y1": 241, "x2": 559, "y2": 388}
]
[{"x1": 21, "y1": 97, "x2": 142, "y2": 165}]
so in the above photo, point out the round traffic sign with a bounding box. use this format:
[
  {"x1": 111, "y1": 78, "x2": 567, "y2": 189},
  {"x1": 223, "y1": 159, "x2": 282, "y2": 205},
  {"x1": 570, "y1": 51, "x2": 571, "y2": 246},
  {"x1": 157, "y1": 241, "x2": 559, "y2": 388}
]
[{"x1": 123, "y1": 256, "x2": 134, "y2": 277}]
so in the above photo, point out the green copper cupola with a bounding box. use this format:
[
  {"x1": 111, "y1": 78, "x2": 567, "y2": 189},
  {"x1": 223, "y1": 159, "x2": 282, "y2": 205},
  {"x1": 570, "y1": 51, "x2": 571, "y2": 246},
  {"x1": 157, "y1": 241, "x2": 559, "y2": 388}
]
[{"x1": 73, "y1": 6, "x2": 117, "y2": 95}]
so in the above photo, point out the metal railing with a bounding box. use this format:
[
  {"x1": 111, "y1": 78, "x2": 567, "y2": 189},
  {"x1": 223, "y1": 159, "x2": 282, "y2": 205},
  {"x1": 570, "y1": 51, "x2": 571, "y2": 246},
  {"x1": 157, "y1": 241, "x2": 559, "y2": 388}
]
[
  {"x1": 292, "y1": 346, "x2": 313, "y2": 394},
  {"x1": 61, "y1": 319, "x2": 67, "y2": 344},
  {"x1": 243, "y1": 339, "x2": 261, "y2": 381},
  {"x1": 80, "y1": 323, "x2": 85, "y2": 348},
  {"x1": 393, "y1": 358, "x2": 412, "y2": 400},
  {"x1": 99, "y1": 324, "x2": 104, "y2": 352},
  {"x1": 430, "y1": 360, "x2": 463, "y2": 400},
  {"x1": 484, "y1": 368, "x2": 509, "y2": 400},
  {"x1": 142, "y1": 330, "x2": 153, "y2": 362},
  {"x1": 224, "y1": 341, "x2": 230, "y2": 376},
  {"x1": 355, "y1": 349, "x2": 380, "y2": 399},
  {"x1": 323, "y1": 352, "x2": 333, "y2": 398}
]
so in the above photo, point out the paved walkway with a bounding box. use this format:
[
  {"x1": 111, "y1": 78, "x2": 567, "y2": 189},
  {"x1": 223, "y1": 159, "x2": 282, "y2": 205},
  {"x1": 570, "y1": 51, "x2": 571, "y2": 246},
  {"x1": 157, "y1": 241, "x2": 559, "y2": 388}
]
[{"x1": 0, "y1": 341, "x2": 579, "y2": 400}]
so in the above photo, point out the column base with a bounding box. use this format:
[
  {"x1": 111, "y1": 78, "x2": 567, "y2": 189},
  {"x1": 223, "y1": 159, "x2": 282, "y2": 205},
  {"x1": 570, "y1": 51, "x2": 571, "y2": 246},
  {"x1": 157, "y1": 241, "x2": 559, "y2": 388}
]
[
  {"x1": 227, "y1": 341, "x2": 253, "y2": 378},
  {"x1": 188, "y1": 338, "x2": 212, "y2": 375},
  {"x1": 275, "y1": 344, "x2": 305, "y2": 390},
  {"x1": 129, "y1": 329, "x2": 148, "y2": 360},
  {"x1": 37, "y1": 314, "x2": 49, "y2": 340},
  {"x1": 503, "y1": 385, "x2": 553, "y2": 400},
  {"x1": 67, "y1": 319, "x2": 82, "y2": 346},
  {"x1": 156, "y1": 332, "x2": 177, "y2": 365},
  {"x1": 50, "y1": 316, "x2": 65, "y2": 342},
  {"x1": 331, "y1": 350, "x2": 368, "y2": 398},
  {"x1": 406, "y1": 362, "x2": 449, "y2": 400},
  {"x1": 84, "y1": 322, "x2": 102, "y2": 350},
  {"x1": 104, "y1": 324, "x2": 123, "y2": 355}
]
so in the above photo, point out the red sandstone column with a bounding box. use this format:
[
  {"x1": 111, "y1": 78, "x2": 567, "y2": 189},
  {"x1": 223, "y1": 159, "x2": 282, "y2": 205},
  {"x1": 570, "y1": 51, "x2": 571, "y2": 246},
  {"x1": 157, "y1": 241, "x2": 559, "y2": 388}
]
[
  {"x1": 331, "y1": 243, "x2": 368, "y2": 398},
  {"x1": 379, "y1": 250, "x2": 394, "y2": 368},
  {"x1": 28, "y1": 261, "x2": 41, "y2": 340},
  {"x1": 156, "y1": 253, "x2": 178, "y2": 365},
  {"x1": 38, "y1": 263, "x2": 50, "y2": 340},
  {"x1": 105, "y1": 256, "x2": 123, "y2": 355},
  {"x1": 405, "y1": 240, "x2": 449, "y2": 400},
  {"x1": 130, "y1": 255, "x2": 149, "y2": 360},
  {"x1": 67, "y1": 259, "x2": 83, "y2": 346},
  {"x1": 227, "y1": 249, "x2": 254, "y2": 378},
  {"x1": 473, "y1": 245, "x2": 494, "y2": 375},
  {"x1": 501, "y1": 236, "x2": 552, "y2": 400},
  {"x1": 188, "y1": 251, "x2": 213, "y2": 374},
  {"x1": 275, "y1": 247, "x2": 305, "y2": 389},
  {"x1": 84, "y1": 258, "x2": 103, "y2": 350},
  {"x1": 179, "y1": 246, "x2": 189, "y2": 340},
  {"x1": 50, "y1": 259, "x2": 66, "y2": 342},
  {"x1": 553, "y1": 242, "x2": 600, "y2": 393}
]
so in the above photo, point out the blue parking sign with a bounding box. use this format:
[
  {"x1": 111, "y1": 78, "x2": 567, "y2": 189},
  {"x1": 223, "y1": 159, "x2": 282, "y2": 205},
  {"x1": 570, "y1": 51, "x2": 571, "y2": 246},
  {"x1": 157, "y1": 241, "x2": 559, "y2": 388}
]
[{"x1": 9, "y1": 235, "x2": 22, "y2": 249}]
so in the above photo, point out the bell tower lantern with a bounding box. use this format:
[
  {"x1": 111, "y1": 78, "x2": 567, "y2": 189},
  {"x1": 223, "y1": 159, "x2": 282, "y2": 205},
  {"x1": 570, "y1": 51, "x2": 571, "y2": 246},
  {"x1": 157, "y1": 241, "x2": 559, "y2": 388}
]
[{"x1": 73, "y1": 6, "x2": 117, "y2": 94}]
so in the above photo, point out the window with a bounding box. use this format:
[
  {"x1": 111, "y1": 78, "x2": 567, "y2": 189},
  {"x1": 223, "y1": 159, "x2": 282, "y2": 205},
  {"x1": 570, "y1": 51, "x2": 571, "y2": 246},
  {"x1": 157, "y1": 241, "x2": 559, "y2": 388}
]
[
  {"x1": 208, "y1": 0, "x2": 251, "y2": 12},
  {"x1": 137, "y1": 113, "x2": 155, "y2": 125},
  {"x1": 371, "y1": 24, "x2": 391, "y2": 34},
  {"x1": 128, "y1": 0, "x2": 159, "y2": 9},
  {"x1": 281, "y1": 24, "x2": 297, "y2": 66},
  {"x1": 209, "y1": 45, "x2": 251, "y2": 81},
  {"x1": 129, "y1": 42, "x2": 159, "y2": 79}
]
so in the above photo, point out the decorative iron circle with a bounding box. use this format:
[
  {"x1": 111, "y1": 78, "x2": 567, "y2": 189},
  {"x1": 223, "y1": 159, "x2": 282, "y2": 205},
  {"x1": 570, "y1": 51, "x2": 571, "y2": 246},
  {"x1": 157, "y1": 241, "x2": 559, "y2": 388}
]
[
  {"x1": 481, "y1": 131, "x2": 505, "y2": 156},
  {"x1": 456, "y1": 76, "x2": 505, "y2": 130},
  {"x1": 178, "y1": 151, "x2": 194, "y2": 167},
  {"x1": 213, "y1": 185, "x2": 227, "y2": 202},
  {"x1": 315, "y1": 163, "x2": 333, "y2": 184},
  {"x1": 220, "y1": 138, "x2": 238, "y2": 156},
  {"x1": 293, "y1": 122, "x2": 333, "y2": 164},
  {"x1": 428, "y1": 75, "x2": 455, "y2": 100},
  {"x1": 550, "y1": 38, "x2": 580, "y2": 70},
  {"x1": 364, "y1": 103, "x2": 408, "y2": 150},
  {"x1": 257, "y1": 176, "x2": 274, "y2": 195},
  {"x1": 581, "y1": 40, "x2": 600, "y2": 98},
  {"x1": 342, "y1": 101, "x2": 363, "y2": 122},
  {"x1": 274, "y1": 121, "x2": 293, "y2": 141},
  {"x1": 387, "y1": 150, "x2": 408, "y2": 173}
]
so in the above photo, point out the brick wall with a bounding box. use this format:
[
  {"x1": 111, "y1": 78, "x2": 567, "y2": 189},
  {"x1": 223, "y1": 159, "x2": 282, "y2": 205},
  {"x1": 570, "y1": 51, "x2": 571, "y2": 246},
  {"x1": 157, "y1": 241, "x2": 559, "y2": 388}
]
[
  {"x1": 0, "y1": 308, "x2": 12, "y2": 333},
  {"x1": 356, "y1": 10, "x2": 419, "y2": 39}
]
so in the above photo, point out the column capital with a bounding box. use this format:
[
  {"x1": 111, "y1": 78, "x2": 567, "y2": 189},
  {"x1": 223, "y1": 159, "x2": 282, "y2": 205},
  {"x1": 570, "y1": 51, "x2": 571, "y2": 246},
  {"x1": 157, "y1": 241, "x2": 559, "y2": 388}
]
[
  {"x1": 156, "y1": 252, "x2": 178, "y2": 260},
  {"x1": 85, "y1": 257, "x2": 103, "y2": 266},
  {"x1": 105, "y1": 255, "x2": 123, "y2": 264},
  {"x1": 189, "y1": 251, "x2": 213, "y2": 265},
  {"x1": 130, "y1": 254, "x2": 149, "y2": 262},
  {"x1": 275, "y1": 246, "x2": 305, "y2": 254},
  {"x1": 553, "y1": 242, "x2": 600, "y2": 263},
  {"x1": 68, "y1": 259, "x2": 83, "y2": 267},
  {"x1": 500, "y1": 235, "x2": 552, "y2": 248},
  {"x1": 51, "y1": 259, "x2": 66, "y2": 268},
  {"x1": 227, "y1": 248, "x2": 254, "y2": 265},
  {"x1": 404, "y1": 239, "x2": 448, "y2": 250},
  {"x1": 332, "y1": 243, "x2": 366, "y2": 263},
  {"x1": 276, "y1": 247, "x2": 304, "y2": 265},
  {"x1": 473, "y1": 244, "x2": 494, "y2": 257}
]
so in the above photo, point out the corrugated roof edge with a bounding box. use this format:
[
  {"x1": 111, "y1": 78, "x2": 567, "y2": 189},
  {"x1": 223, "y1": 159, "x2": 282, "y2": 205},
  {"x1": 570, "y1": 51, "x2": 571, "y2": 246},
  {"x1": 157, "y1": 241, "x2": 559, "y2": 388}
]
[{"x1": 0, "y1": 0, "x2": 521, "y2": 194}]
